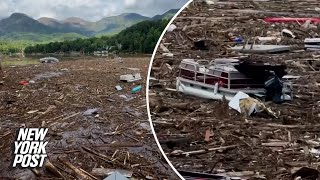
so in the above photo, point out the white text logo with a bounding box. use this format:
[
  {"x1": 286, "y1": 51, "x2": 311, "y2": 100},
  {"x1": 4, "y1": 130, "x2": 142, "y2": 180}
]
[{"x1": 13, "y1": 128, "x2": 48, "y2": 168}]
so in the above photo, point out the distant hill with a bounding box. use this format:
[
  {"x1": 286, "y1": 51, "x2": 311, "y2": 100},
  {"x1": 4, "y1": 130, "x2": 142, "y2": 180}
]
[
  {"x1": 25, "y1": 19, "x2": 170, "y2": 54},
  {"x1": 0, "y1": 9, "x2": 178, "y2": 37},
  {"x1": 0, "y1": 13, "x2": 59, "y2": 36},
  {"x1": 152, "y1": 9, "x2": 179, "y2": 20},
  {"x1": 38, "y1": 17, "x2": 91, "y2": 35},
  {"x1": 0, "y1": 9, "x2": 178, "y2": 53},
  {"x1": 62, "y1": 17, "x2": 90, "y2": 27},
  {"x1": 85, "y1": 13, "x2": 149, "y2": 34},
  {"x1": 0, "y1": 12, "x2": 150, "y2": 38},
  {"x1": 37, "y1": 17, "x2": 60, "y2": 26},
  {"x1": 38, "y1": 13, "x2": 150, "y2": 35}
]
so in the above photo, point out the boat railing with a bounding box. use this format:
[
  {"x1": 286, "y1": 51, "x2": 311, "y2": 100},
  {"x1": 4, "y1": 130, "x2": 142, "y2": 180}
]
[{"x1": 179, "y1": 63, "x2": 265, "y2": 89}]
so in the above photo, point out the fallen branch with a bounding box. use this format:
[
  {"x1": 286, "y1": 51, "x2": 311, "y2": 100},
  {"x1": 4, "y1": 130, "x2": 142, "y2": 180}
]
[
  {"x1": 168, "y1": 102, "x2": 199, "y2": 111},
  {"x1": 57, "y1": 156, "x2": 93, "y2": 180},
  {"x1": 170, "y1": 145, "x2": 237, "y2": 156},
  {"x1": 79, "y1": 168, "x2": 98, "y2": 180},
  {"x1": 44, "y1": 160, "x2": 66, "y2": 179},
  {"x1": 81, "y1": 146, "x2": 113, "y2": 164},
  {"x1": 266, "y1": 123, "x2": 320, "y2": 129},
  {"x1": 261, "y1": 141, "x2": 290, "y2": 147},
  {"x1": 91, "y1": 168, "x2": 133, "y2": 177},
  {"x1": 229, "y1": 134, "x2": 253, "y2": 150},
  {"x1": 0, "y1": 131, "x2": 11, "y2": 138},
  {"x1": 152, "y1": 121, "x2": 175, "y2": 125},
  {"x1": 30, "y1": 168, "x2": 41, "y2": 176},
  {"x1": 93, "y1": 142, "x2": 143, "y2": 148}
]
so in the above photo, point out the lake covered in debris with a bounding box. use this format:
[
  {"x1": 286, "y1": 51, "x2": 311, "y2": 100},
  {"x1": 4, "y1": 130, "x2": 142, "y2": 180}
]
[{"x1": 0, "y1": 56, "x2": 178, "y2": 179}]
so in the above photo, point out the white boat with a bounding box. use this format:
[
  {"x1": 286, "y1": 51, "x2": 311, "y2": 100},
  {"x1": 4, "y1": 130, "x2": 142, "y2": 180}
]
[
  {"x1": 40, "y1": 57, "x2": 59, "y2": 63},
  {"x1": 176, "y1": 58, "x2": 292, "y2": 101}
]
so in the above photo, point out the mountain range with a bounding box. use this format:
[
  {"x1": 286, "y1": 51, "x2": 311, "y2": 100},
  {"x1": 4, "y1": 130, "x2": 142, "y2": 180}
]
[{"x1": 0, "y1": 9, "x2": 178, "y2": 42}]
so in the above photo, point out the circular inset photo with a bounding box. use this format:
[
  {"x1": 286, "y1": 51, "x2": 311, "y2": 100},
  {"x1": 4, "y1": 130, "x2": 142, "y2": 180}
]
[
  {"x1": 148, "y1": 0, "x2": 320, "y2": 179},
  {"x1": 0, "y1": 1, "x2": 188, "y2": 179}
]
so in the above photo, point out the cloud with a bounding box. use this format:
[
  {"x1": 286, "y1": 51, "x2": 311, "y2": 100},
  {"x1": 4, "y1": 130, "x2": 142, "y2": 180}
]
[
  {"x1": 0, "y1": 0, "x2": 189, "y2": 21},
  {"x1": 124, "y1": 0, "x2": 137, "y2": 7},
  {"x1": 122, "y1": 0, "x2": 189, "y2": 17},
  {"x1": 0, "y1": 1, "x2": 12, "y2": 18}
]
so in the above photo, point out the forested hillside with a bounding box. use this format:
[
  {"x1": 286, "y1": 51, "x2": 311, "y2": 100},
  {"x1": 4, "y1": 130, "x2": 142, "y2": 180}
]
[{"x1": 25, "y1": 19, "x2": 169, "y2": 54}]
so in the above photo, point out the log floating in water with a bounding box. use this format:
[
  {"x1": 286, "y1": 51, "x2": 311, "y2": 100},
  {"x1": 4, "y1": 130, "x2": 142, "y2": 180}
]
[
  {"x1": 57, "y1": 156, "x2": 94, "y2": 180},
  {"x1": 170, "y1": 145, "x2": 237, "y2": 156}
]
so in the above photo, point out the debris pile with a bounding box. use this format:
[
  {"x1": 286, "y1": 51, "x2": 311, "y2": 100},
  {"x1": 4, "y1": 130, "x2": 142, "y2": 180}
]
[
  {"x1": 0, "y1": 56, "x2": 177, "y2": 179},
  {"x1": 149, "y1": 0, "x2": 320, "y2": 179}
]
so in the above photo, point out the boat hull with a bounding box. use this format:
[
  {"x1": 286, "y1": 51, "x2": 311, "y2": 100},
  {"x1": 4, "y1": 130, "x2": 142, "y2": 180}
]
[{"x1": 176, "y1": 77, "x2": 265, "y2": 101}]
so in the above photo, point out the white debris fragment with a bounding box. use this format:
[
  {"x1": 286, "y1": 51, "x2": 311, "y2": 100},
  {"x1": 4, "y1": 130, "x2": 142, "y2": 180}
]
[
  {"x1": 119, "y1": 94, "x2": 135, "y2": 101},
  {"x1": 83, "y1": 108, "x2": 99, "y2": 116},
  {"x1": 159, "y1": 43, "x2": 170, "y2": 53},
  {"x1": 302, "y1": 19, "x2": 312, "y2": 29},
  {"x1": 115, "y1": 85, "x2": 123, "y2": 91},
  {"x1": 257, "y1": 36, "x2": 281, "y2": 44},
  {"x1": 162, "y1": 53, "x2": 174, "y2": 57},
  {"x1": 282, "y1": 75, "x2": 301, "y2": 80},
  {"x1": 281, "y1": 29, "x2": 295, "y2": 38},
  {"x1": 182, "y1": 25, "x2": 188, "y2": 31},
  {"x1": 203, "y1": 0, "x2": 216, "y2": 5},
  {"x1": 228, "y1": 91, "x2": 267, "y2": 116},
  {"x1": 27, "y1": 110, "x2": 39, "y2": 114},
  {"x1": 167, "y1": 24, "x2": 177, "y2": 32},
  {"x1": 310, "y1": 148, "x2": 320, "y2": 155},
  {"x1": 228, "y1": 91, "x2": 250, "y2": 114},
  {"x1": 120, "y1": 73, "x2": 141, "y2": 82},
  {"x1": 301, "y1": 148, "x2": 320, "y2": 157}
]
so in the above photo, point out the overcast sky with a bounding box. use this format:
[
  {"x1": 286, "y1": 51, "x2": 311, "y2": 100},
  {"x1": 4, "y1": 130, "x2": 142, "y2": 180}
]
[{"x1": 0, "y1": 0, "x2": 189, "y2": 21}]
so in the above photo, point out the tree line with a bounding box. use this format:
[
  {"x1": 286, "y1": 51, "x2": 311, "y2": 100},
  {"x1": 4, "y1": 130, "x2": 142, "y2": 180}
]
[
  {"x1": 24, "y1": 19, "x2": 169, "y2": 54},
  {"x1": 0, "y1": 40, "x2": 29, "y2": 54}
]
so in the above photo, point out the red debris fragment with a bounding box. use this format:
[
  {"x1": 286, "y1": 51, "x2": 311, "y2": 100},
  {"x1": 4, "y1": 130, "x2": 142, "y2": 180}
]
[{"x1": 19, "y1": 80, "x2": 28, "y2": 86}]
